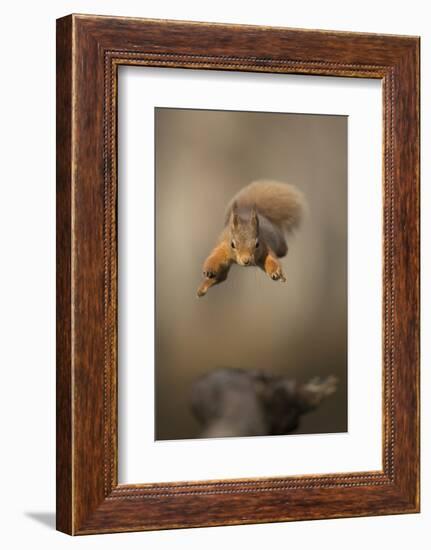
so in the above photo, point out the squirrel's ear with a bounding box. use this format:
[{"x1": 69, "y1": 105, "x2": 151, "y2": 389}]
[
  {"x1": 231, "y1": 201, "x2": 239, "y2": 227},
  {"x1": 250, "y1": 204, "x2": 259, "y2": 230}
]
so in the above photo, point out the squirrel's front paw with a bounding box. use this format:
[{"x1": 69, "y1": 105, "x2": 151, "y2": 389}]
[
  {"x1": 197, "y1": 283, "x2": 208, "y2": 297},
  {"x1": 198, "y1": 250, "x2": 230, "y2": 297},
  {"x1": 265, "y1": 256, "x2": 287, "y2": 283},
  {"x1": 202, "y1": 257, "x2": 223, "y2": 280},
  {"x1": 197, "y1": 277, "x2": 217, "y2": 298},
  {"x1": 198, "y1": 266, "x2": 222, "y2": 297},
  {"x1": 270, "y1": 268, "x2": 287, "y2": 283}
]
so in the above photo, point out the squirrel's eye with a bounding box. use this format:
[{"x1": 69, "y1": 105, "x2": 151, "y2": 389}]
[
  {"x1": 255, "y1": 239, "x2": 259, "y2": 248},
  {"x1": 231, "y1": 240, "x2": 236, "y2": 249}
]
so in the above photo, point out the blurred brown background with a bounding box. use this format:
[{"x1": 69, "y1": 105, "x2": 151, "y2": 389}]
[{"x1": 155, "y1": 108, "x2": 347, "y2": 440}]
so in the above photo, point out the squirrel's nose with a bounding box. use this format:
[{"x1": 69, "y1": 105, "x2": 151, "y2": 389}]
[{"x1": 243, "y1": 258, "x2": 250, "y2": 265}]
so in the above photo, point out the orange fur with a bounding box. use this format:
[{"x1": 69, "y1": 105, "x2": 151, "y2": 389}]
[{"x1": 262, "y1": 249, "x2": 287, "y2": 282}]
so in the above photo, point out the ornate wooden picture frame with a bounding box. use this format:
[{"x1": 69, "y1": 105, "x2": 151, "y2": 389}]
[{"x1": 56, "y1": 14, "x2": 420, "y2": 535}]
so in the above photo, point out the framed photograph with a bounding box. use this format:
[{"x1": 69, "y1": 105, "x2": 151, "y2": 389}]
[{"x1": 56, "y1": 14, "x2": 420, "y2": 535}]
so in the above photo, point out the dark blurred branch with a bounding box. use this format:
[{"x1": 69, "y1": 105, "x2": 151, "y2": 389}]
[{"x1": 191, "y1": 367, "x2": 338, "y2": 438}]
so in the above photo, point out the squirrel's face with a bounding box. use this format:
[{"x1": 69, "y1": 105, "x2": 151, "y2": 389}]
[{"x1": 229, "y1": 204, "x2": 260, "y2": 266}]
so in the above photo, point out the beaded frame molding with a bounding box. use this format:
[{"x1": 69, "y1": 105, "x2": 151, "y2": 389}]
[{"x1": 56, "y1": 14, "x2": 420, "y2": 535}]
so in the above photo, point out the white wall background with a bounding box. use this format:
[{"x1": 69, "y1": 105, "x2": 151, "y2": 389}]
[{"x1": 0, "y1": 1, "x2": 427, "y2": 548}]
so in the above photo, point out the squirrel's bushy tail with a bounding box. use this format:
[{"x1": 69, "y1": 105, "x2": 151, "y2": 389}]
[{"x1": 225, "y1": 180, "x2": 305, "y2": 233}]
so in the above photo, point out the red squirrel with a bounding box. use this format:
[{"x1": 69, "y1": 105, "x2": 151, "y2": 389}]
[{"x1": 197, "y1": 180, "x2": 305, "y2": 297}]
